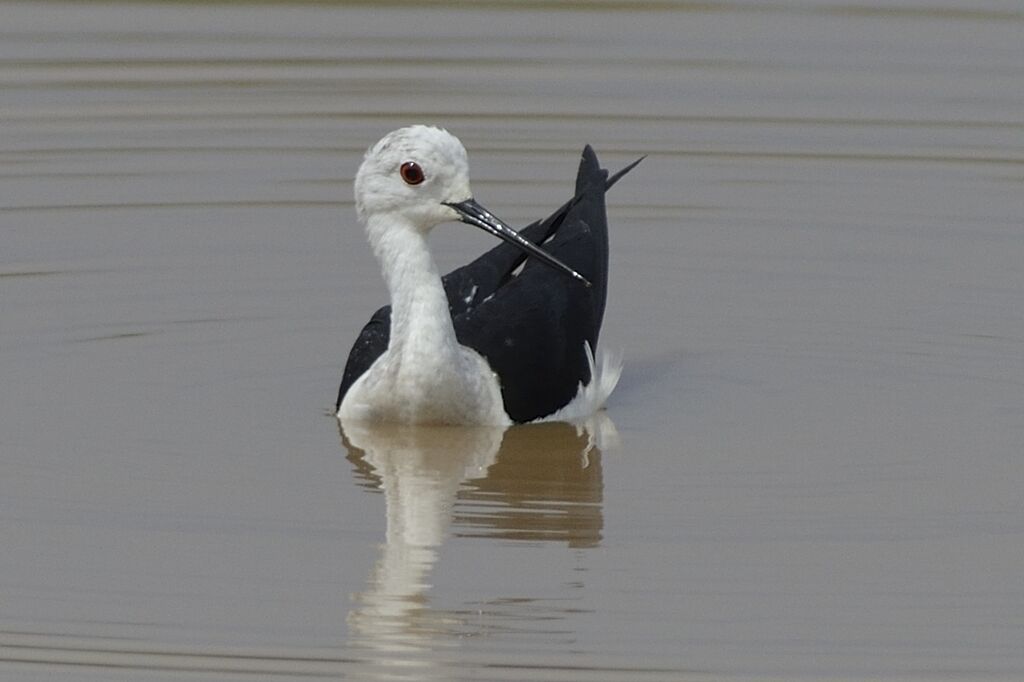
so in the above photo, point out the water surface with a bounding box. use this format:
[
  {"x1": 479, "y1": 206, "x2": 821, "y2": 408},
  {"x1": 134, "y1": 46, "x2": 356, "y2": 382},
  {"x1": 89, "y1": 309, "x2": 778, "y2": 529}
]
[{"x1": 2, "y1": 2, "x2": 1023, "y2": 680}]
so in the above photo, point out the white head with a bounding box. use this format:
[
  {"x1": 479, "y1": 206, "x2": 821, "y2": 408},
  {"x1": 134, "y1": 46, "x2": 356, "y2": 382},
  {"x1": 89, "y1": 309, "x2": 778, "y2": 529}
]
[
  {"x1": 354, "y1": 125, "x2": 470, "y2": 231},
  {"x1": 352, "y1": 125, "x2": 591, "y2": 286}
]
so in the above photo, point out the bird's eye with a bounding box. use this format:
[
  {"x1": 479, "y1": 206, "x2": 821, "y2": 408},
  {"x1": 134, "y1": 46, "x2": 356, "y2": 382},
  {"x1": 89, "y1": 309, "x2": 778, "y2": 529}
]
[{"x1": 399, "y1": 161, "x2": 425, "y2": 186}]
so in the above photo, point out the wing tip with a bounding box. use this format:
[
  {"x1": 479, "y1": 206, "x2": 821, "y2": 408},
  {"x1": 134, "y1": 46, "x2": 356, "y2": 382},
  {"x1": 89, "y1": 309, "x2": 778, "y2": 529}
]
[
  {"x1": 606, "y1": 155, "x2": 645, "y2": 190},
  {"x1": 579, "y1": 145, "x2": 644, "y2": 192}
]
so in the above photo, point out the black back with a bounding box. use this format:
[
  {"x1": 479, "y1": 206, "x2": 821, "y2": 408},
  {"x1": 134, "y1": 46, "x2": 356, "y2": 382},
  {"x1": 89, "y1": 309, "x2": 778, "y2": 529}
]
[{"x1": 336, "y1": 146, "x2": 641, "y2": 423}]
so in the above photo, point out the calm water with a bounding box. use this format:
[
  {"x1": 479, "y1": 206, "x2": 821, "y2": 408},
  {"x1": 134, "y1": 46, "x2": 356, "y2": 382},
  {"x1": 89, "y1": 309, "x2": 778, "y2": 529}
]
[{"x1": 2, "y1": 2, "x2": 1023, "y2": 680}]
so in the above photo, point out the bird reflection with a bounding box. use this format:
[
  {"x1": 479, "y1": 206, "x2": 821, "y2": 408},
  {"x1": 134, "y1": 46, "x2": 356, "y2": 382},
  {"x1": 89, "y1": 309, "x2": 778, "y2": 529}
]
[
  {"x1": 339, "y1": 415, "x2": 614, "y2": 674},
  {"x1": 453, "y1": 422, "x2": 606, "y2": 548}
]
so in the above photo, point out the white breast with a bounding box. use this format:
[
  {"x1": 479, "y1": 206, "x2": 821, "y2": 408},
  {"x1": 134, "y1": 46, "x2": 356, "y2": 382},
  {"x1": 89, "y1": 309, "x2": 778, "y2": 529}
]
[{"x1": 338, "y1": 344, "x2": 511, "y2": 426}]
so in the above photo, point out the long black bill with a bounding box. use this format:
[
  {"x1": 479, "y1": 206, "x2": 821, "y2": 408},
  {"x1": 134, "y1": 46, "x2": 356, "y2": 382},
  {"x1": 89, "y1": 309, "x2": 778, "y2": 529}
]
[{"x1": 443, "y1": 198, "x2": 591, "y2": 287}]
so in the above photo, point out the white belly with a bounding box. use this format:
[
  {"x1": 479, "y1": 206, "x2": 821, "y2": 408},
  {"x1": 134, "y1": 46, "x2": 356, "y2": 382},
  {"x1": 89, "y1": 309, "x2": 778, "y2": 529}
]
[{"x1": 337, "y1": 344, "x2": 511, "y2": 426}]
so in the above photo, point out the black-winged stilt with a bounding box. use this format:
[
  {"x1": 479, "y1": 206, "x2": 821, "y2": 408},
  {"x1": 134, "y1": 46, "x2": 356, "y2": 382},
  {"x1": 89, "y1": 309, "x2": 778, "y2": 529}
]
[{"x1": 336, "y1": 126, "x2": 641, "y2": 425}]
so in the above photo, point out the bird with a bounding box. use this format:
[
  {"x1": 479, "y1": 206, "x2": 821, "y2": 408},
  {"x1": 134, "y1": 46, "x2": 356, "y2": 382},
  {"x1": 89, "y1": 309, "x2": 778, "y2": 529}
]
[{"x1": 335, "y1": 125, "x2": 641, "y2": 426}]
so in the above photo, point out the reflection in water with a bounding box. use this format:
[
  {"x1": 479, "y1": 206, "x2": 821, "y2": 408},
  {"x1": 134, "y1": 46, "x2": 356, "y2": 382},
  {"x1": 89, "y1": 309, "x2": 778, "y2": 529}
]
[
  {"x1": 455, "y1": 422, "x2": 606, "y2": 548},
  {"x1": 340, "y1": 416, "x2": 614, "y2": 676}
]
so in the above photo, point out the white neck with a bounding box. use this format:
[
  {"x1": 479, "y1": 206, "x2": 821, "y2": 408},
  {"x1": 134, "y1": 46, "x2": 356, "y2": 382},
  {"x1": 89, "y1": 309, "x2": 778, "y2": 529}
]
[
  {"x1": 341, "y1": 214, "x2": 509, "y2": 425},
  {"x1": 366, "y1": 214, "x2": 459, "y2": 364}
]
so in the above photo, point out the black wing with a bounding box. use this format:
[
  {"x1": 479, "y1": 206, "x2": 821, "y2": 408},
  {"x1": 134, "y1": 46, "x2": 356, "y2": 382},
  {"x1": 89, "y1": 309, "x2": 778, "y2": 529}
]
[
  {"x1": 443, "y1": 151, "x2": 642, "y2": 321},
  {"x1": 336, "y1": 304, "x2": 390, "y2": 408},
  {"x1": 454, "y1": 145, "x2": 616, "y2": 422}
]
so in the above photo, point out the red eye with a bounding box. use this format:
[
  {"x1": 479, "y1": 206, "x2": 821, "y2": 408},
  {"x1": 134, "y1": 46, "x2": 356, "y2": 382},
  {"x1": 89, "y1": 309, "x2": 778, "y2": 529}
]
[{"x1": 400, "y1": 161, "x2": 425, "y2": 185}]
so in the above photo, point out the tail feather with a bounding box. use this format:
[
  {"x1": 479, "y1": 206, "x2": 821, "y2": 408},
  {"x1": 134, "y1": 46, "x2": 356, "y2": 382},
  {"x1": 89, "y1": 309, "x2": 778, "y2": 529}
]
[{"x1": 536, "y1": 341, "x2": 622, "y2": 424}]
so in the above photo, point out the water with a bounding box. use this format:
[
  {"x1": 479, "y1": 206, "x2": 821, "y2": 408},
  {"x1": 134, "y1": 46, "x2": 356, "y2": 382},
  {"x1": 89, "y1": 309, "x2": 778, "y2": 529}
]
[{"x1": 2, "y1": 2, "x2": 1023, "y2": 679}]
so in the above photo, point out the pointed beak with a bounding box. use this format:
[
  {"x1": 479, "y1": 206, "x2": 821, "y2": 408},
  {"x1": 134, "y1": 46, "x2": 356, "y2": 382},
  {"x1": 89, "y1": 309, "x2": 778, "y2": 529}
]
[{"x1": 443, "y1": 198, "x2": 591, "y2": 287}]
